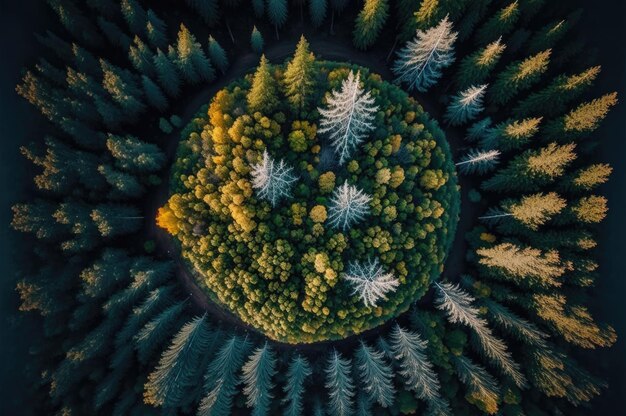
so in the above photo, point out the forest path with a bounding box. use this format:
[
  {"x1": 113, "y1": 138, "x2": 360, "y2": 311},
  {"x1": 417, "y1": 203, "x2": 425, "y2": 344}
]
[{"x1": 145, "y1": 36, "x2": 478, "y2": 350}]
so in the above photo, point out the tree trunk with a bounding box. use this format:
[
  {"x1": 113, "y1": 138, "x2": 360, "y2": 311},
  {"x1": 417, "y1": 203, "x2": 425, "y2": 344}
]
[
  {"x1": 226, "y1": 21, "x2": 235, "y2": 44},
  {"x1": 275, "y1": 24, "x2": 280, "y2": 40},
  {"x1": 386, "y1": 38, "x2": 398, "y2": 62}
]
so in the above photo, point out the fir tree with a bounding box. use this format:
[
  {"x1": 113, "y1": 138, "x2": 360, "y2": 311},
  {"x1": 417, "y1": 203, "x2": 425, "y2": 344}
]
[
  {"x1": 514, "y1": 66, "x2": 601, "y2": 118},
  {"x1": 455, "y1": 38, "x2": 506, "y2": 89},
  {"x1": 435, "y1": 282, "x2": 527, "y2": 387},
  {"x1": 241, "y1": 342, "x2": 277, "y2": 416},
  {"x1": 251, "y1": 149, "x2": 297, "y2": 206},
  {"x1": 146, "y1": 9, "x2": 168, "y2": 49},
  {"x1": 134, "y1": 302, "x2": 186, "y2": 364},
  {"x1": 176, "y1": 24, "x2": 215, "y2": 84},
  {"x1": 144, "y1": 315, "x2": 212, "y2": 407},
  {"x1": 267, "y1": 0, "x2": 288, "y2": 39},
  {"x1": 393, "y1": 16, "x2": 457, "y2": 92},
  {"x1": 475, "y1": 1, "x2": 520, "y2": 46},
  {"x1": 309, "y1": 0, "x2": 327, "y2": 27},
  {"x1": 355, "y1": 341, "x2": 395, "y2": 407},
  {"x1": 208, "y1": 36, "x2": 229, "y2": 75},
  {"x1": 484, "y1": 299, "x2": 548, "y2": 347},
  {"x1": 121, "y1": 0, "x2": 147, "y2": 35},
  {"x1": 456, "y1": 149, "x2": 500, "y2": 175},
  {"x1": 318, "y1": 70, "x2": 378, "y2": 164},
  {"x1": 445, "y1": 84, "x2": 487, "y2": 126},
  {"x1": 353, "y1": 0, "x2": 389, "y2": 50},
  {"x1": 561, "y1": 163, "x2": 612, "y2": 192},
  {"x1": 569, "y1": 195, "x2": 608, "y2": 224},
  {"x1": 106, "y1": 134, "x2": 166, "y2": 173},
  {"x1": 282, "y1": 355, "x2": 312, "y2": 416},
  {"x1": 452, "y1": 355, "x2": 500, "y2": 415},
  {"x1": 47, "y1": 0, "x2": 103, "y2": 47},
  {"x1": 482, "y1": 143, "x2": 577, "y2": 192},
  {"x1": 154, "y1": 49, "x2": 182, "y2": 97},
  {"x1": 79, "y1": 248, "x2": 132, "y2": 300},
  {"x1": 545, "y1": 92, "x2": 618, "y2": 141},
  {"x1": 98, "y1": 17, "x2": 132, "y2": 49},
  {"x1": 186, "y1": 0, "x2": 220, "y2": 26},
  {"x1": 527, "y1": 14, "x2": 577, "y2": 54},
  {"x1": 466, "y1": 117, "x2": 492, "y2": 142},
  {"x1": 100, "y1": 59, "x2": 146, "y2": 116},
  {"x1": 247, "y1": 55, "x2": 279, "y2": 113},
  {"x1": 327, "y1": 180, "x2": 372, "y2": 230},
  {"x1": 11, "y1": 200, "x2": 66, "y2": 242},
  {"x1": 487, "y1": 192, "x2": 567, "y2": 231},
  {"x1": 325, "y1": 350, "x2": 355, "y2": 416},
  {"x1": 91, "y1": 204, "x2": 142, "y2": 237},
  {"x1": 129, "y1": 36, "x2": 155, "y2": 77},
  {"x1": 72, "y1": 43, "x2": 100, "y2": 77},
  {"x1": 98, "y1": 164, "x2": 145, "y2": 198},
  {"x1": 251, "y1": 26, "x2": 264, "y2": 54},
  {"x1": 489, "y1": 50, "x2": 551, "y2": 106},
  {"x1": 198, "y1": 335, "x2": 252, "y2": 416},
  {"x1": 284, "y1": 36, "x2": 316, "y2": 111},
  {"x1": 142, "y1": 75, "x2": 168, "y2": 111},
  {"x1": 343, "y1": 258, "x2": 399, "y2": 307},
  {"x1": 482, "y1": 117, "x2": 542, "y2": 151},
  {"x1": 477, "y1": 242, "x2": 564, "y2": 287}
]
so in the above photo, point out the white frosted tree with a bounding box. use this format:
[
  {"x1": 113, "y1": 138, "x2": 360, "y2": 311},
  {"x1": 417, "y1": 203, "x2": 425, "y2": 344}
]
[
  {"x1": 455, "y1": 149, "x2": 500, "y2": 175},
  {"x1": 393, "y1": 16, "x2": 457, "y2": 92},
  {"x1": 327, "y1": 180, "x2": 372, "y2": 230},
  {"x1": 241, "y1": 342, "x2": 277, "y2": 416},
  {"x1": 354, "y1": 341, "x2": 395, "y2": 407},
  {"x1": 282, "y1": 355, "x2": 312, "y2": 416},
  {"x1": 434, "y1": 282, "x2": 527, "y2": 388},
  {"x1": 251, "y1": 150, "x2": 297, "y2": 206},
  {"x1": 325, "y1": 350, "x2": 355, "y2": 416},
  {"x1": 389, "y1": 324, "x2": 449, "y2": 415},
  {"x1": 318, "y1": 70, "x2": 378, "y2": 164},
  {"x1": 344, "y1": 258, "x2": 399, "y2": 308},
  {"x1": 445, "y1": 84, "x2": 488, "y2": 126}
]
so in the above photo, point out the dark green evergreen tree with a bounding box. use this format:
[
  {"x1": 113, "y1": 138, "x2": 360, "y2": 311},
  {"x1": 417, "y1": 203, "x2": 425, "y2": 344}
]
[
  {"x1": 154, "y1": 48, "x2": 182, "y2": 97},
  {"x1": 208, "y1": 36, "x2": 229, "y2": 75},
  {"x1": 353, "y1": 0, "x2": 389, "y2": 50}
]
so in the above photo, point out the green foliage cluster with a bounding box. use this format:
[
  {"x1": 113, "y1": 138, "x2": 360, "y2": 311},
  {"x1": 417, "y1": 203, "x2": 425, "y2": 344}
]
[{"x1": 160, "y1": 59, "x2": 459, "y2": 343}]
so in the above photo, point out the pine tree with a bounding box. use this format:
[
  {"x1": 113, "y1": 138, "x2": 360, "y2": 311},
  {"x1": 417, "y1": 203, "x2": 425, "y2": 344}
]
[
  {"x1": 482, "y1": 143, "x2": 577, "y2": 192},
  {"x1": 484, "y1": 299, "x2": 548, "y2": 347},
  {"x1": 353, "y1": 0, "x2": 389, "y2": 50},
  {"x1": 325, "y1": 350, "x2": 355, "y2": 416},
  {"x1": 455, "y1": 38, "x2": 506, "y2": 89},
  {"x1": 100, "y1": 59, "x2": 145, "y2": 116},
  {"x1": 186, "y1": 0, "x2": 220, "y2": 26},
  {"x1": 393, "y1": 16, "x2": 457, "y2": 92},
  {"x1": 198, "y1": 335, "x2": 252, "y2": 416},
  {"x1": 153, "y1": 49, "x2": 182, "y2": 97},
  {"x1": 106, "y1": 134, "x2": 166, "y2": 173},
  {"x1": 343, "y1": 258, "x2": 399, "y2": 307},
  {"x1": 475, "y1": 1, "x2": 519, "y2": 46},
  {"x1": 134, "y1": 302, "x2": 185, "y2": 364},
  {"x1": 242, "y1": 342, "x2": 277, "y2": 416},
  {"x1": 208, "y1": 36, "x2": 229, "y2": 74},
  {"x1": 466, "y1": 117, "x2": 492, "y2": 142},
  {"x1": 267, "y1": 0, "x2": 288, "y2": 39},
  {"x1": 247, "y1": 55, "x2": 279, "y2": 113},
  {"x1": 489, "y1": 50, "x2": 551, "y2": 106},
  {"x1": 514, "y1": 66, "x2": 601, "y2": 118},
  {"x1": 282, "y1": 355, "x2": 312, "y2": 416},
  {"x1": 53, "y1": 201, "x2": 100, "y2": 251},
  {"x1": 90, "y1": 204, "x2": 143, "y2": 237},
  {"x1": 389, "y1": 325, "x2": 446, "y2": 408},
  {"x1": 47, "y1": 0, "x2": 103, "y2": 47},
  {"x1": 284, "y1": 36, "x2": 316, "y2": 111},
  {"x1": 309, "y1": 0, "x2": 327, "y2": 27},
  {"x1": 561, "y1": 163, "x2": 612, "y2": 192},
  {"x1": 146, "y1": 9, "x2": 168, "y2": 49},
  {"x1": 445, "y1": 84, "x2": 487, "y2": 126},
  {"x1": 142, "y1": 75, "x2": 168, "y2": 111},
  {"x1": 355, "y1": 341, "x2": 395, "y2": 407},
  {"x1": 545, "y1": 92, "x2": 618, "y2": 141},
  {"x1": 98, "y1": 17, "x2": 132, "y2": 49},
  {"x1": 527, "y1": 14, "x2": 577, "y2": 54},
  {"x1": 176, "y1": 24, "x2": 216, "y2": 84},
  {"x1": 72, "y1": 43, "x2": 100, "y2": 77},
  {"x1": 482, "y1": 117, "x2": 542, "y2": 151},
  {"x1": 121, "y1": 0, "x2": 147, "y2": 34},
  {"x1": 488, "y1": 192, "x2": 567, "y2": 231},
  {"x1": 476, "y1": 242, "x2": 564, "y2": 287},
  {"x1": 251, "y1": 26, "x2": 264, "y2": 53},
  {"x1": 98, "y1": 164, "x2": 145, "y2": 198},
  {"x1": 252, "y1": 0, "x2": 264, "y2": 17},
  {"x1": 79, "y1": 248, "x2": 132, "y2": 300},
  {"x1": 144, "y1": 315, "x2": 212, "y2": 407},
  {"x1": 434, "y1": 282, "x2": 527, "y2": 387},
  {"x1": 456, "y1": 149, "x2": 500, "y2": 175},
  {"x1": 452, "y1": 355, "x2": 500, "y2": 415},
  {"x1": 327, "y1": 180, "x2": 372, "y2": 230},
  {"x1": 568, "y1": 195, "x2": 608, "y2": 224},
  {"x1": 129, "y1": 36, "x2": 155, "y2": 77},
  {"x1": 318, "y1": 70, "x2": 378, "y2": 163},
  {"x1": 11, "y1": 200, "x2": 67, "y2": 242}
]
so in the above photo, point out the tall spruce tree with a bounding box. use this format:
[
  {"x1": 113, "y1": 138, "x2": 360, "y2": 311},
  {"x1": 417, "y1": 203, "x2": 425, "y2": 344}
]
[
  {"x1": 309, "y1": 0, "x2": 327, "y2": 27},
  {"x1": 455, "y1": 38, "x2": 506, "y2": 89},
  {"x1": 251, "y1": 26, "x2": 264, "y2": 53},
  {"x1": 352, "y1": 0, "x2": 389, "y2": 50},
  {"x1": 247, "y1": 55, "x2": 279, "y2": 113},
  {"x1": 475, "y1": 1, "x2": 520, "y2": 46},
  {"x1": 325, "y1": 350, "x2": 355, "y2": 416},
  {"x1": 283, "y1": 36, "x2": 316, "y2": 111},
  {"x1": 355, "y1": 341, "x2": 395, "y2": 407},
  {"x1": 267, "y1": 0, "x2": 288, "y2": 39},
  {"x1": 241, "y1": 342, "x2": 277, "y2": 416},
  {"x1": 154, "y1": 48, "x2": 182, "y2": 97},
  {"x1": 489, "y1": 50, "x2": 551, "y2": 106},
  {"x1": 208, "y1": 36, "x2": 229, "y2": 74},
  {"x1": 545, "y1": 92, "x2": 618, "y2": 141},
  {"x1": 282, "y1": 355, "x2": 312, "y2": 416},
  {"x1": 146, "y1": 9, "x2": 168, "y2": 49}
]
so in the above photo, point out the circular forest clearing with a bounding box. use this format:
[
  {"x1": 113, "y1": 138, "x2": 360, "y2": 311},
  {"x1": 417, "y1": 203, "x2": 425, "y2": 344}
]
[{"x1": 158, "y1": 57, "x2": 460, "y2": 343}]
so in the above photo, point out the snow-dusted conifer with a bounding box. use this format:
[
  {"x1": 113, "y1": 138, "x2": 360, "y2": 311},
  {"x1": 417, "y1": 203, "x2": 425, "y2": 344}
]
[
  {"x1": 282, "y1": 355, "x2": 312, "y2": 416},
  {"x1": 241, "y1": 341, "x2": 277, "y2": 416},
  {"x1": 393, "y1": 16, "x2": 457, "y2": 92},
  {"x1": 251, "y1": 150, "x2": 297, "y2": 206},
  {"x1": 445, "y1": 84, "x2": 488, "y2": 126},
  {"x1": 325, "y1": 350, "x2": 355, "y2": 416},
  {"x1": 327, "y1": 180, "x2": 372, "y2": 230},
  {"x1": 456, "y1": 149, "x2": 500, "y2": 174},
  {"x1": 389, "y1": 324, "x2": 446, "y2": 409},
  {"x1": 355, "y1": 341, "x2": 395, "y2": 407},
  {"x1": 434, "y1": 282, "x2": 527, "y2": 388},
  {"x1": 344, "y1": 258, "x2": 399, "y2": 308},
  {"x1": 318, "y1": 70, "x2": 378, "y2": 164}
]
